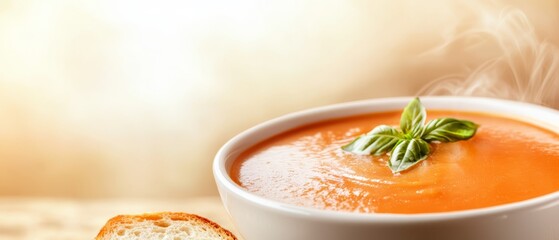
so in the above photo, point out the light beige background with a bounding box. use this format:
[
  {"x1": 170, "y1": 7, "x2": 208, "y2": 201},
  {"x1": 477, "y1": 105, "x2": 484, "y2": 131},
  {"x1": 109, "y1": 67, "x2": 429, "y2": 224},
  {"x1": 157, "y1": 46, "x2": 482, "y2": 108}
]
[{"x1": 0, "y1": 0, "x2": 558, "y2": 198}]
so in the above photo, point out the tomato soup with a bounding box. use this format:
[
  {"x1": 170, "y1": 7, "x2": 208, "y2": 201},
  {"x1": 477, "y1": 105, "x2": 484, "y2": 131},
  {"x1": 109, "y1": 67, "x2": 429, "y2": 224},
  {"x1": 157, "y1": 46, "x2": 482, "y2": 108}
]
[{"x1": 230, "y1": 111, "x2": 559, "y2": 214}]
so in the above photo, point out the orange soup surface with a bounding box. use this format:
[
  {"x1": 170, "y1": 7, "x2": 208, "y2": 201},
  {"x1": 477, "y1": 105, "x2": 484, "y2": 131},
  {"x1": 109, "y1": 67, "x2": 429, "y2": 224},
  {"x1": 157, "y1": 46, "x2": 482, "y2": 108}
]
[{"x1": 230, "y1": 111, "x2": 559, "y2": 214}]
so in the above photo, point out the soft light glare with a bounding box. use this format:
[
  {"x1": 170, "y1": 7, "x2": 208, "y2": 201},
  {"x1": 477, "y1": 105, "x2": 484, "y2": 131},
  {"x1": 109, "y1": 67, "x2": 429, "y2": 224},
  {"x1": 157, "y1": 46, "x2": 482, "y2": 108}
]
[{"x1": 0, "y1": 0, "x2": 557, "y2": 198}]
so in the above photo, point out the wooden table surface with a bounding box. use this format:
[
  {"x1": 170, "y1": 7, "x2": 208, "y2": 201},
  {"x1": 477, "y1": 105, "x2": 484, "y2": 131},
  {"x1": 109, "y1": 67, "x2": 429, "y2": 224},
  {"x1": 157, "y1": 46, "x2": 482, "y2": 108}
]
[{"x1": 0, "y1": 197, "x2": 243, "y2": 240}]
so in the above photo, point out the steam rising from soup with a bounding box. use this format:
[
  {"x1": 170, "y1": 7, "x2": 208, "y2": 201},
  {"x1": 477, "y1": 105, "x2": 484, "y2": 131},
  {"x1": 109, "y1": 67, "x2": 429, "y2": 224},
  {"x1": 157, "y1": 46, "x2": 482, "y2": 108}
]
[{"x1": 419, "y1": 9, "x2": 559, "y2": 108}]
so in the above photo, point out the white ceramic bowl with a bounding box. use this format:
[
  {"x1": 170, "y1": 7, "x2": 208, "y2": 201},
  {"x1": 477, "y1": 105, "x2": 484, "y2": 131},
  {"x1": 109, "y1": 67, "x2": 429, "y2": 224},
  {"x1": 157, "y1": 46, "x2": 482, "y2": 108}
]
[{"x1": 213, "y1": 96, "x2": 559, "y2": 240}]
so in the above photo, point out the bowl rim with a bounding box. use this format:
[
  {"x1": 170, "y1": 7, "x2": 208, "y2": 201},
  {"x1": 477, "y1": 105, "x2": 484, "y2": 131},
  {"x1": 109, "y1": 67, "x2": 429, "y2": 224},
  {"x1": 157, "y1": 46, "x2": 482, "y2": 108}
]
[{"x1": 213, "y1": 96, "x2": 559, "y2": 223}]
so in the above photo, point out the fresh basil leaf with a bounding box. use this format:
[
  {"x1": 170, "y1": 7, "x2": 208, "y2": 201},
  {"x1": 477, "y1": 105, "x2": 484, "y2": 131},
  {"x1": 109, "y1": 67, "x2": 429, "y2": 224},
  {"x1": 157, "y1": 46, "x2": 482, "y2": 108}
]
[
  {"x1": 388, "y1": 138, "x2": 430, "y2": 173},
  {"x1": 342, "y1": 125, "x2": 402, "y2": 155},
  {"x1": 342, "y1": 97, "x2": 479, "y2": 174},
  {"x1": 422, "y1": 118, "x2": 478, "y2": 142},
  {"x1": 400, "y1": 97, "x2": 426, "y2": 138}
]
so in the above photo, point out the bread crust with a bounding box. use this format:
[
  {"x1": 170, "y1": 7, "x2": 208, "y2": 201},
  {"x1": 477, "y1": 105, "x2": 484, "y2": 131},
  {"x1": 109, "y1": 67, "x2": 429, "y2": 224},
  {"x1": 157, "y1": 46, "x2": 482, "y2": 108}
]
[{"x1": 95, "y1": 212, "x2": 237, "y2": 240}]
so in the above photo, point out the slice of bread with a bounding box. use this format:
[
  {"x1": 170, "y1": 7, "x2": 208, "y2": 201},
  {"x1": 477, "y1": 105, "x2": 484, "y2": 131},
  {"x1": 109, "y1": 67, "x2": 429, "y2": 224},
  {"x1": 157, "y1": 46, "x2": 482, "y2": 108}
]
[{"x1": 95, "y1": 212, "x2": 238, "y2": 240}]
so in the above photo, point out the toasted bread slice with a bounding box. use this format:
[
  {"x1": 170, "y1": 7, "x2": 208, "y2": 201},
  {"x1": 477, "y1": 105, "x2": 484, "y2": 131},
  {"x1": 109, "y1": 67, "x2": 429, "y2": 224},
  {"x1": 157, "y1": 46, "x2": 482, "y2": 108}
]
[{"x1": 95, "y1": 212, "x2": 237, "y2": 240}]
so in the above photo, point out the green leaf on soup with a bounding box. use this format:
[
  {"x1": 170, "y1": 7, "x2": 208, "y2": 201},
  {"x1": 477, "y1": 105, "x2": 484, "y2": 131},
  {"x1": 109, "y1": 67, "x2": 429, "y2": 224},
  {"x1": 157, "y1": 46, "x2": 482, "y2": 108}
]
[
  {"x1": 388, "y1": 138, "x2": 430, "y2": 173},
  {"x1": 422, "y1": 118, "x2": 478, "y2": 142},
  {"x1": 341, "y1": 97, "x2": 479, "y2": 174},
  {"x1": 342, "y1": 125, "x2": 402, "y2": 155},
  {"x1": 400, "y1": 97, "x2": 426, "y2": 138}
]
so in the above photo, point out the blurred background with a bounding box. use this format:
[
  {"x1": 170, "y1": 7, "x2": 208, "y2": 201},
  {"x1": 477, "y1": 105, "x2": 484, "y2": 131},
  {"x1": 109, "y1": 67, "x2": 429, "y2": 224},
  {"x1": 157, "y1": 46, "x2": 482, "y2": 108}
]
[{"x1": 0, "y1": 0, "x2": 558, "y2": 199}]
